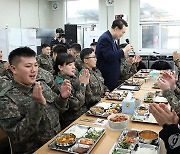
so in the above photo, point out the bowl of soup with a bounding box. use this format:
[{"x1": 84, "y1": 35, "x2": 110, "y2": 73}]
[
  {"x1": 107, "y1": 113, "x2": 129, "y2": 130},
  {"x1": 55, "y1": 133, "x2": 76, "y2": 147},
  {"x1": 139, "y1": 130, "x2": 158, "y2": 144}
]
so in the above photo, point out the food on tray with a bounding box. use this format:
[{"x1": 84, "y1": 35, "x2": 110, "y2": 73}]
[
  {"x1": 106, "y1": 108, "x2": 118, "y2": 114},
  {"x1": 79, "y1": 138, "x2": 94, "y2": 145},
  {"x1": 118, "y1": 141, "x2": 131, "y2": 149},
  {"x1": 109, "y1": 115, "x2": 128, "y2": 122},
  {"x1": 139, "y1": 130, "x2": 158, "y2": 140},
  {"x1": 137, "y1": 106, "x2": 148, "y2": 115},
  {"x1": 73, "y1": 146, "x2": 89, "y2": 153},
  {"x1": 106, "y1": 91, "x2": 128, "y2": 100},
  {"x1": 56, "y1": 133, "x2": 76, "y2": 146},
  {"x1": 122, "y1": 136, "x2": 136, "y2": 143},
  {"x1": 153, "y1": 82, "x2": 159, "y2": 89},
  {"x1": 126, "y1": 130, "x2": 138, "y2": 138},
  {"x1": 112, "y1": 149, "x2": 126, "y2": 154},
  {"x1": 85, "y1": 130, "x2": 103, "y2": 140},
  {"x1": 144, "y1": 92, "x2": 154, "y2": 102},
  {"x1": 90, "y1": 106, "x2": 104, "y2": 114}
]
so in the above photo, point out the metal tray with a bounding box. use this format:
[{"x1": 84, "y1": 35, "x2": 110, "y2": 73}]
[
  {"x1": 86, "y1": 102, "x2": 122, "y2": 118},
  {"x1": 48, "y1": 124, "x2": 106, "y2": 154},
  {"x1": 105, "y1": 90, "x2": 129, "y2": 101},
  {"x1": 131, "y1": 105, "x2": 158, "y2": 124},
  {"x1": 109, "y1": 129, "x2": 160, "y2": 154}
]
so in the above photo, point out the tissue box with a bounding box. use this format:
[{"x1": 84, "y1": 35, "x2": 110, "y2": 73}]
[{"x1": 122, "y1": 98, "x2": 135, "y2": 114}]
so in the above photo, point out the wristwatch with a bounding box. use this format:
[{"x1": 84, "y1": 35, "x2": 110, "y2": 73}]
[
  {"x1": 80, "y1": 83, "x2": 86, "y2": 87},
  {"x1": 163, "y1": 123, "x2": 170, "y2": 129}
]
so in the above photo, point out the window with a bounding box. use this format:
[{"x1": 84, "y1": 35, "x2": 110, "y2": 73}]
[
  {"x1": 66, "y1": 0, "x2": 99, "y2": 25},
  {"x1": 140, "y1": 0, "x2": 180, "y2": 51}
]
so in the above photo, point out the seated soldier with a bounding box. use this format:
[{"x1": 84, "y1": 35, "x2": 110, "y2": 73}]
[
  {"x1": 80, "y1": 48, "x2": 109, "y2": 109},
  {"x1": 0, "y1": 50, "x2": 9, "y2": 76},
  {"x1": 69, "y1": 43, "x2": 82, "y2": 72},
  {"x1": 0, "y1": 47, "x2": 71, "y2": 154},
  {"x1": 36, "y1": 44, "x2": 54, "y2": 74},
  {"x1": 54, "y1": 52, "x2": 89, "y2": 129}
]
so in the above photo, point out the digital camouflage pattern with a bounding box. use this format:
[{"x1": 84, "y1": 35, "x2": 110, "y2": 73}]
[
  {"x1": 83, "y1": 67, "x2": 109, "y2": 109},
  {"x1": 75, "y1": 55, "x2": 83, "y2": 72},
  {"x1": 0, "y1": 60, "x2": 6, "y2": 76},
  {"x1": 55, "y1": 72, "x2": 87, "y2": 128},
  {"x1": 119, "y1": 58, "x2": 137, "y2": 84},
  {"x1": 0, "y1": 80, "x2": 68, "y2": 154},
  {"x1": 36, "y1": 54, "x2": 54, "y2": 74}
]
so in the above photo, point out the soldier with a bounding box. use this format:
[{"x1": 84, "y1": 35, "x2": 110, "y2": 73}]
[
  {"x1": 69, "y1": 43, "x2": 82, "y2": 72},
  {"x1": 0, "y1": 47, "x2": 71, "y2": 154},
  {"x1": 80, "y1": 48, "x2": 109, "y2": 109},
  {"x1": 157, "y1": 70, "x2": 180, "y2": 118},
  {"x1": 54, "y1": 52, "x2": 89, "y2": 129},
  {"x1": 0, "y1": 50, "x2": 9, "y2": 76},
  {"x1": 36, "y1": 44, "x2": 54, "y2": 74}
]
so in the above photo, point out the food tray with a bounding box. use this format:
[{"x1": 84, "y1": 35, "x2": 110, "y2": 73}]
[
  {"x1": 86, "y1": 102, "x2": 122, "y2": 118},
  {"x1": 105, "y1": 90, "x2": 129, "y2": 101},
  {"x1": 140, "y1": 69, "x2": 151, "y2": 73},
  {"x1": 133, "y1": 73, "x2": 147, "y2": 78},
  {"x1": 144, "y1": 91, "x2": 168, "y2": 103},
  {"x1": 131, "y1": 105, "x2": 157, "y2": 124},
  {"x1": 109, "y1": 129, "x2": 160, "y2": 154},
  {"x1": 123, "y1": 79, "x2": 144, "y2": 86},
  {"x1": 48, "y1": 124, "x2": 106, "y2": 154}
]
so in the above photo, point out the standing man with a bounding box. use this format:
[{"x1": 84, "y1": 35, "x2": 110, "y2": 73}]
[{"x1": 96, "y1": 19, "x2": 133, "y2": 91}]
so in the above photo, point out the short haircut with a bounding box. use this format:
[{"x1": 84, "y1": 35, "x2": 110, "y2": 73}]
[
  {"x1": 111, "y1": 19, "x2": 128, "y2": 29},
  {"x1": 41, "y1": 44, "x2": 50, "y2": 49},
  {"x1": 56, "y1": 28, "x2": 64, "y2": 34},
  {"x1": 52, "y1": 44, "x2": 67, "y2": 54},
  {"x1": 90, "y1": 42, "x2": 97, "y2": 46},
  {"x1": 54, "y1": 52, "x2": 75, "y2": 75},
  {"x1": 70, "y1": 43, "x2": 81, "y2": 53},
  {"x1": 8, "y1": 47, "x2": 36, "y2": 65},
  {"x1": 80, "y1": 48, "x2": 94, "y2": 63}
]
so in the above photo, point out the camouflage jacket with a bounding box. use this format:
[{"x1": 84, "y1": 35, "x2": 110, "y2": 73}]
[
  {"x1": 81, "y1": 67, "x2": 109, "y2": 109},
  {"x1": 163, "y1": 89, "x2": 180, "y2": 118},
  {"x1": 119, "y1": 58, "x2": 137, "y2": 84},
  {"x1": 36, "y1": 54, "x2": 54, "y2": 74},
  {"x1": 55, "y1": 72, "x2": 87, "y2": 124},
  {"x1": 75, "y1": 55, "x2": 83, "y2": 72},
  {"x1": 0, "y1": 60, "x2": 6, "y2": 76},
  {"x1": 0, "y1": 80, "x2": 68, "y2": 154}
]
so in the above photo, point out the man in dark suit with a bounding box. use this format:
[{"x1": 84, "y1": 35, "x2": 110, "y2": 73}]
[{"x1": 96, "y1": 19, "x2": 133, "y2": 91}]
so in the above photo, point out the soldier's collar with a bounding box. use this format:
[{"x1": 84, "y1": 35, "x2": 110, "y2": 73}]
[{"x1": 12, "y1": 80, "x2": 33, "y2": 93}]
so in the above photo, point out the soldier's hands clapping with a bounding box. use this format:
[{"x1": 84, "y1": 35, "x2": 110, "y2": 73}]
[
  {"x1": 79, "y1": 69, "x2": 90, "y2": 85},
  {"x1": 60, "y1": 79, "x2": 72, "y2": 99},
  {"x1": 33, "y1": 81, "x2": 47, "y2": 105}
]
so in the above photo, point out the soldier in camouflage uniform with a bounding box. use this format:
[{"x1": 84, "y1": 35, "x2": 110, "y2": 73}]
[
  {"x1": 157, "y1": 69, "x2": 180, "y2": 118},
  {"x1": 54, "y1": 52, "x2": 89, "y2": 129},
  {"x1": 36, "y1": 44, "x2": 54, "y2": 74},
  {"x1": 69, "y1": 43, "x2": 83, "y2": 72},
  {"x1": 80, "y1": 48, "x2": 109, "y2": 109},
  {"x1": 0, "y1": 50, "x2": 9, "y2": 76},
  {"x1": 0, "y1": 47, "x2": 71, "y2": 154}
]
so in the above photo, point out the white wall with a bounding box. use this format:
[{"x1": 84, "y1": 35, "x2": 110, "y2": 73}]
[{"x1": 0, "y1": 0, "x2": 51, "y2": 28}]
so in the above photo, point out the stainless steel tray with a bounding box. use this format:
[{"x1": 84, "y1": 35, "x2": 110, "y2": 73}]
[
  {"x1": 86, "y1": 102, "x2": 122, "y2": 118},
  {"x1": 48, "y1": 124, "x2": 106, "y2": 154},
  {"x1": 109, "y1": 129, "x2": 160, "y2": 154}
]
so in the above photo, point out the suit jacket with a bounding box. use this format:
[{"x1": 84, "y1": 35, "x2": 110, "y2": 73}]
[{"x1": 96, "y1": 30, "x2": 124, "y2": 91}]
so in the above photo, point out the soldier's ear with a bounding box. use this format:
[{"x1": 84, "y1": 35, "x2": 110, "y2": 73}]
[
  {"x1": 84, "y1": 58, "x2": 88, "y2": 64},
  {"x1": 10, "y1": 65, "x2": 17, "y2": 75},
  {"x1": 58, "y1": 65, "x2": 63, "y2": 71}
]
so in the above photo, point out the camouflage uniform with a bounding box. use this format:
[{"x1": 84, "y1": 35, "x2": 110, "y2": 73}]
[
  {"x1": 75, "y1": 55, "x2": 83, "y2": 72},
  {"x1": 36, "y1": 54, "x2": 54, "y2": 74},
  {"x1": 0, "y1": 60, "x2": 6, "y2": 76},
  {"x1": 81, "y1": 67, "x2": 109, "y2": 109},
  {"x1": 0, "y1": 79, "x2": 68, "y2": 154},
  {"x1": 119, "y1": 58, "x2": 137, "y2": 84},
  {"x1": 55, "y1": 72, "x2": 87, "y2": 128},
  {"x1": 162, "y1": 90, "x2": 180, "y2": 118}
]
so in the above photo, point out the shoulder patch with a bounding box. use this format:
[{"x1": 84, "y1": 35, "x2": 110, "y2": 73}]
[
  {"x1": 56, "y1": 77, "x2": 64, "y2": 84},
  {"x1": 0, "y1": 85, "x2": 12, "y2": 97}
]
